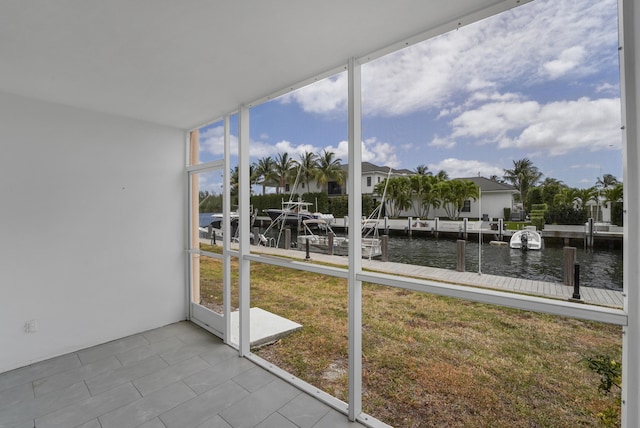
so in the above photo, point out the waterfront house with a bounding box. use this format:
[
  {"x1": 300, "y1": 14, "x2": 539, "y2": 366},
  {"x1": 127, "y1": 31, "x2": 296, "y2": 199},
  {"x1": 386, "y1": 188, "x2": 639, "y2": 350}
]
[{"x1": 1, "y1": 1, "x2": 639, "y2": 427}]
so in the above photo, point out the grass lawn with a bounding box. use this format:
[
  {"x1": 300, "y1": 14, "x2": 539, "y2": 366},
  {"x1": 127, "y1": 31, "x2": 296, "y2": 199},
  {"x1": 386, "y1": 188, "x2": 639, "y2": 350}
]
[{"x1": 198, "y1": 244, "x2": 621, "y2": 427}]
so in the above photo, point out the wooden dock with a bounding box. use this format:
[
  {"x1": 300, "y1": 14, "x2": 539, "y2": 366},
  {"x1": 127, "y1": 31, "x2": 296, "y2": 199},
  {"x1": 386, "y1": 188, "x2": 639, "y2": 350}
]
[{"x1": 246, "y1": 245, "x2": 623, "y2": 309}]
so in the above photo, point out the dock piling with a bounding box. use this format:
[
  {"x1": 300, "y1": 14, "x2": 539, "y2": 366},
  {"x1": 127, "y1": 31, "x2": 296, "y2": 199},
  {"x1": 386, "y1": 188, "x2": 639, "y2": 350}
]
[
  {"x1": 284, "y1": 228, "x2": 291, "y2": 250},
  {"x1": 305, "y1": 239, "x2": 310, "y2": 260},
  {"x1": 381, "y1": 235, "x2": 388, "y2": 262},
  {"x1": 563, "y1": 247, "x2": 576, "y2": 286},
  {"x1": 456, "y1": 239, "x2": 465, "y2": 272},
  {"x1": 328, "y1": 232, "x2": 334, "y2": 256}
]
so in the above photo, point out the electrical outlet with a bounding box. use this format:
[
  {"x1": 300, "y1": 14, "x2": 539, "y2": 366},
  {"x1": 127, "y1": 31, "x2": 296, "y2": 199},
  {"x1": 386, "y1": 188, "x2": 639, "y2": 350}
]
[{"x1": 24, "y1": 319, "x2": 38, "y2": 333}]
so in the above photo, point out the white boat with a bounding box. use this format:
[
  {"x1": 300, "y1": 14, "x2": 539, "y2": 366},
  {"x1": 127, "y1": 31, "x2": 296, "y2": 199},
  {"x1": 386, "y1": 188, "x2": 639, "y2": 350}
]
[
  {"x1": 296, "y1": 219, "x2": 382, "y2": 258},
  {"x1": 265, "y1": 200, "x2": 335, "y2": 226},
  {"x1": 509, "y1": 228, "x2": 542, "y2": 250}
]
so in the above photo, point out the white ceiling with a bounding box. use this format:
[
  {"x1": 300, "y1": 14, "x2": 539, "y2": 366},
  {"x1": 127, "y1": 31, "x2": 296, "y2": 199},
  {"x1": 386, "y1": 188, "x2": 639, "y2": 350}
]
[{"x1": 0, "y1": 0, "x2": 523, "y2": 130}]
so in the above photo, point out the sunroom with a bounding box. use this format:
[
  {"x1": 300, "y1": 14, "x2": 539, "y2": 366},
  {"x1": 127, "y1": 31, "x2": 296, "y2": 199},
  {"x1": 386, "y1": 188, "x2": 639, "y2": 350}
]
[{"x1": 1, "y1": 0, "x2": 639, "y2": 427}]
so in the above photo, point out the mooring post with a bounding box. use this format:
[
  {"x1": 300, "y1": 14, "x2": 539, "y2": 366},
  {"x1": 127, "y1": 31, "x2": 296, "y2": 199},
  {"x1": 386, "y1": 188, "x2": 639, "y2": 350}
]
[
  {"x1": 587, "y1": 218, "x2": 594, "y2": 248},
  {"x1": 456, "y1": 239, "x2": 465, "y2": 272},
  {"x1": 463, "y1": 218, "x2": 468, "y2": 240},
  {"x1": 328, "y1": 232, "x2": 334, "y2": 256},
  {"x1": 498, "y1": 218, "x2": 503, "y2": 240},
  {"x1": 344, "y1": 216, "x2": 348, "y2": 234},
  {"x1": 381, "y1": 234, "x2": 388, "y2": 262},
  {"x1": 305, "y1": 239, "x2": 311, "y2": 260},
  {"x1": 434, "y1": 217, "x2": 439, "y2": 238},
  {"x1": 284, "y1": 228, "x2": 291, "y2": 250},
  {"x1": 572, "y1": 263, "x2": 581, "y2": 300},
  {"x1": 384, "y1": 216, "x2": 388, "y2": 233},
  {"x1": 408, "y1": 217, "x2": 412, "y2": 237},
  {"x1": 563, "y1": 246, "x2": 576, "y2": 286}
]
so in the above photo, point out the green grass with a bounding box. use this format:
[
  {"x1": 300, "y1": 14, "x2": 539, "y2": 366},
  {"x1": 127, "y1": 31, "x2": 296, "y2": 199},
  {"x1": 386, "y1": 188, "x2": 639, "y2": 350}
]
[{"x1": 197, "y1": 244, "x2": 621, "y2": 427}]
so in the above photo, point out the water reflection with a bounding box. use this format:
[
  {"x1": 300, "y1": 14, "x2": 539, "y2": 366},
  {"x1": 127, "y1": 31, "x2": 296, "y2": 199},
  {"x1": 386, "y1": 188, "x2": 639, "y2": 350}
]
[{"x1": 385, "y1": 236, "x2": 622, "y2": 290}]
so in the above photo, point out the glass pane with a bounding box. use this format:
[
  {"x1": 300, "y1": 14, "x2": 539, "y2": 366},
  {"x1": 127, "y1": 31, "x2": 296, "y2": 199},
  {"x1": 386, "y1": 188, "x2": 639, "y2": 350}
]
[
  {"x1": 248, "y1": 72, "x2": 349, "y2": 253},
  {"x1": 358, "y1": 0, "x2": 622, "y2": 307},
  {"x1": 362, "y1": 283, "x2": 622, "y2": 426},
  {"x1": 251, "y1": 264, "x2": 349, "y2": 402},
  {"x1": 197, "y1": 250, "x2": 239, "y2": 314}
]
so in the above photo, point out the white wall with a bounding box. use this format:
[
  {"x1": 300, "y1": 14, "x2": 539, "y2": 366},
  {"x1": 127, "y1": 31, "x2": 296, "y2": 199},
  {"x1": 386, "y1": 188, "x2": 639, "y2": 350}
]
[{"x1": 0, "y1": 92, "x2": 186, "y2": 373}]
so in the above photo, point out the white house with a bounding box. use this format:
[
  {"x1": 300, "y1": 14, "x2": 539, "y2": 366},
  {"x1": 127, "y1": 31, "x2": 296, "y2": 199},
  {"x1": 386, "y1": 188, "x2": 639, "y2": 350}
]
[{"x1": 429, "y1": 176, "x2": 518, "y2": 220}]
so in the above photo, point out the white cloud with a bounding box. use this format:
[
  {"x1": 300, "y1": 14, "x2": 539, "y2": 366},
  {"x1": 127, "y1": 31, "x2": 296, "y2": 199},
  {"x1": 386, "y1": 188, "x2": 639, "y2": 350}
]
[
  {"x1": 543, "y1": 46, "x2": 587, "y2": 79},
  {"x1": 428, "y1": 158, "x2": 504, "y2": 178},
  {"x1": 280, "y1": 0, "x2": 617, "y2": 118},
  {"x1": 428, "y1": 135, "x2": 456, "y2": 149},
  {"x1": 447, "y1": 96, "x2": 621, "y2": 156},
  {"x1": 326, "y1": 138, "x2": 399, "y2": 167},
  {"x1": 280, "y1": 73, "x2": 348, "y2": 115},
  {"x1": 273, "y1": 140, "x2": 319, "y2": 158}
]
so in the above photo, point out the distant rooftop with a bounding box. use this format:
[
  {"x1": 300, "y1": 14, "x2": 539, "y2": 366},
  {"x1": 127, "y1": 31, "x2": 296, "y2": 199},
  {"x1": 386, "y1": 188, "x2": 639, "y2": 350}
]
[{"x1": 460, "y1": 176, "x2": 518, "y2": 193}]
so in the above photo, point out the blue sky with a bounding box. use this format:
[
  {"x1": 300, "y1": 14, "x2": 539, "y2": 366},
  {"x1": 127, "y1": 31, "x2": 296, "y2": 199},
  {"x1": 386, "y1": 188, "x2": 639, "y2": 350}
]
[{"x1": 199, "y1": 0, "x2": 622, "y2": 192}]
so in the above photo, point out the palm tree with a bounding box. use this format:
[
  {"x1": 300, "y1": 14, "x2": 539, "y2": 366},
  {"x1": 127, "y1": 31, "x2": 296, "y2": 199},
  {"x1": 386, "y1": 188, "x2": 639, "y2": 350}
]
[
  {"x1": 230, "y1": 165, "x2": 257, "y2": 198},
  {"x1": 503, "y1": 158, "x2": 543, "y2": 211},
  {"x1": 382, "y1": 176, "x2": 413, "y2": 218},
  {"x1": 274, "y1": 152, "x2": 296, "y2": 194},
  {"x1": 434, "y1": 179, "x2": 479, "y2": 220},
  {"x1": 603, "y1": 183, "x2": 623, "y2": 206},
  {"x1": 297, "y1": 151, "x2": 318, "y2": 192},
  {"x1": 409, "y1": 174, "x2": 438, "y2": 218},
  {"x1": 573, "y1": 187, "x2": 598, "y2": 211},
  {"x1": 314, "y1": 149, "x2": 346, "y2": 194},
  {"x1": 253, "y1": 156, "x2": 276, "y2": 195},
  {"x1": 414, "y1": 165, "x2": 431, "y2": 176},
  {"x1": 596, "y1": 173, "x2": 619, "y2": 189},
  {"x1": 434, "y1": 170, "x2": 449, "y2": 181}
]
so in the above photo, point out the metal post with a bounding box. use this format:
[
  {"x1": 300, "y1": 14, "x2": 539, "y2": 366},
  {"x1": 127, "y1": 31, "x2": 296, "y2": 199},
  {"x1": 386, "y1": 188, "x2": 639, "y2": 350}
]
[
  {"x1": 408, "y1": 216, "x2": 412, "y2": 237},
  {"x1": 498, "y1": 218, "x2": 503, "y2": 241},
  {"x1": 435, "y1": 217, "x2": 439, "y2": 238},
  {"x1": 305, "y1": 239, "x2": 311, "y2": 260},
  {"x1": 456, "y1": 239, "x2": 465, "y2": 272},
  {"x1": 347, "y1": 57, "x2": 363, "y2": 421},
  {"x1": 572, "y1": 263, "x2": 581, "y2": 300},
  {"x1": 620, "y1": 2, "x2": 640, "y2": 424},
  {"x1": 237, "y1": 106, "x2": 251, "y2": 356},
  {"x1": 463, "y1": 218, "x2": 468, "y2": 240}
]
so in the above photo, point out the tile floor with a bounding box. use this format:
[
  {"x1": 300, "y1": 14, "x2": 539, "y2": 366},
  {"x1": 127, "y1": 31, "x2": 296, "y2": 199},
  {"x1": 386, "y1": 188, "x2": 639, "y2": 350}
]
[{"x1": 0, "y1": 321, "x2": 366, "y2": 428}]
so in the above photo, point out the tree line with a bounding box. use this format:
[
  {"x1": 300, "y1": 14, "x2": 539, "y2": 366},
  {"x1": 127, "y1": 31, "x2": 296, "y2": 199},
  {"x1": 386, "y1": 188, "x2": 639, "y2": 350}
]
[
  {"x1": 502, "y1": 158, "x2": 623, "y2": 225},
  {"x1": 230, "y1": 150, "x2": 347, "y2": 196},
  {"x1": 205, "y1": 152, "x2": 624, "y2": 225}
]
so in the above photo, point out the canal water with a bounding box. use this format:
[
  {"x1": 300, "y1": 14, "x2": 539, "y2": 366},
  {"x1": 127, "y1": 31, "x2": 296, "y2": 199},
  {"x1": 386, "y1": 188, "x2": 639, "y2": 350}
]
[{"x1": 385, "y1": 236, "x2": 623, "y2": 290}]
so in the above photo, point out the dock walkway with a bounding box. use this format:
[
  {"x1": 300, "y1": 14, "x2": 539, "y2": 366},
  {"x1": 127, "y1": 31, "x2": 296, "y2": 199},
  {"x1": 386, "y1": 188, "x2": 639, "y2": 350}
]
[{"x1": 246, "y1": 245, "x2": 624, "y2": 309}]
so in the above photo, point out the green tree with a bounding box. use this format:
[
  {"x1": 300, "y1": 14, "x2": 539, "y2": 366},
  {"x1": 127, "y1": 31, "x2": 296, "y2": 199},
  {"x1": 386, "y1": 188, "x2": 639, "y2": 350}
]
[
  {"x1": 274, "y1": 152, "x2": 296, "y2": 194},
  {"x1": 574, "y1": 187, "x2": 598, "y2": 211},
  {"x1": 434, "y1": 179, "x2": 479, "y2": 220},
  {"x1": 603, "y1": 183, "x2": 624, "y2": 225},
  {"x1": 414, "y1": 164, "x2": 431, "y2": 175},
  {"x1": 314, "y1": 149, "x2": 346, "y2": 194},
  {"x1": 503, "y1": 158, "x2": 543, "y2": 212},
  {"x1": 254, "y1": 156, "x2": 276, "y2": 195},
  {"x1": 409, "y1": 174, "x2": 440, "y2": 218},
  {"x1": 384, "y1": 176, "x2": 413, "y2": 218},
  {"x1": 596, "y1": 173, "x2": 619, "y2": 189},
  {"x1": 297, "y1": 151, "x2": 318, "y2": 191}
]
